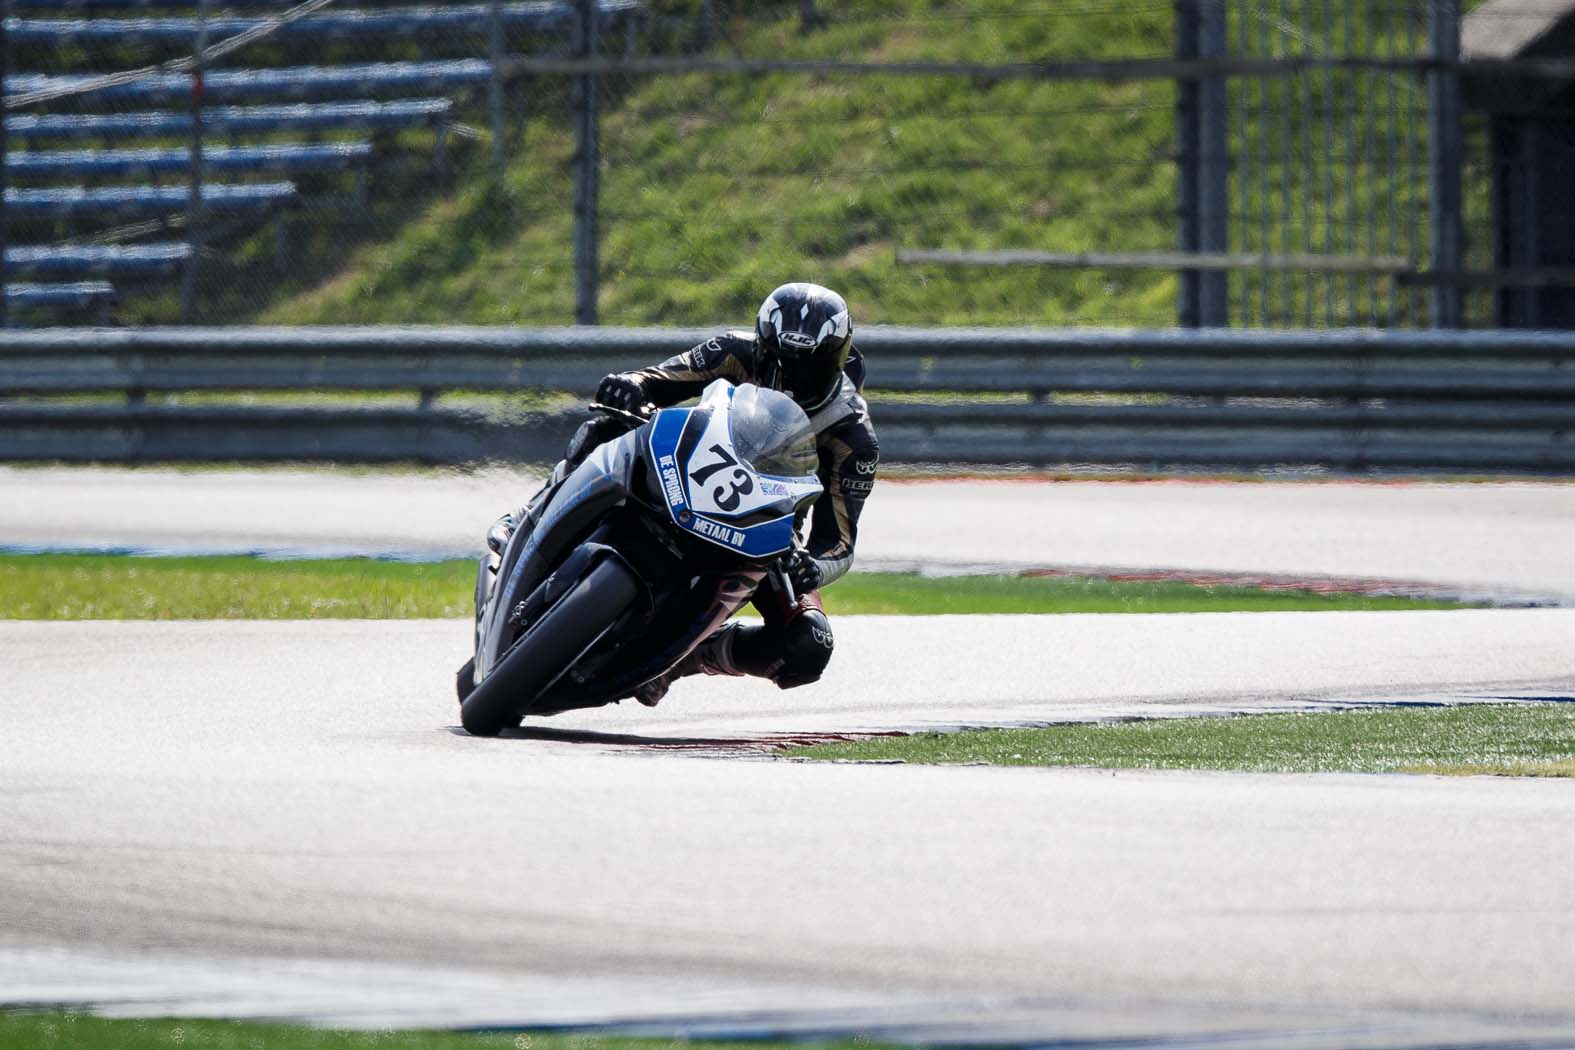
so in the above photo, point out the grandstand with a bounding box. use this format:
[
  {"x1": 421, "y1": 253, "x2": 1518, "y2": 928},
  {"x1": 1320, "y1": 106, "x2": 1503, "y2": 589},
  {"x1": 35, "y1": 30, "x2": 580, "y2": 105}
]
[{"x1": 2, "y1": 0, "x2": 640, "y2": 325}]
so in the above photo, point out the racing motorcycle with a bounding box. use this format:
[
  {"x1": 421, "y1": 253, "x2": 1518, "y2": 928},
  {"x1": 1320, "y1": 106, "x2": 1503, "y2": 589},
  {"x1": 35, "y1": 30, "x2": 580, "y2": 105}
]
[{"x1": 457, "y1": 379, "x2": 824, "y2": 737}]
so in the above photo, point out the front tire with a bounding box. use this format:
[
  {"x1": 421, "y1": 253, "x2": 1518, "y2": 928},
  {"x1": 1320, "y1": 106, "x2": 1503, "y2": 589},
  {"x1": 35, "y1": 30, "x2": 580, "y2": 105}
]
[{"x1": 459, "y1": 558, "x2": 639, "y2": 737}]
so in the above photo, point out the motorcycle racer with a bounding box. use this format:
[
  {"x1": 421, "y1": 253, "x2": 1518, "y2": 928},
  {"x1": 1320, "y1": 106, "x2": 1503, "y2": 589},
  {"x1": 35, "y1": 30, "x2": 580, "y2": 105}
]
[{"x1": 487, "y1": 282, "x2": 878, "y2": 705}]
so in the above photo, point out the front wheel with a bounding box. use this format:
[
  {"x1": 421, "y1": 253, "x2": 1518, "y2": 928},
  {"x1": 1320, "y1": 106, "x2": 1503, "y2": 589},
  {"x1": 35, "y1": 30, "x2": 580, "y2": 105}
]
[{"x1": 459, "y1": 558, "x2": 640, "y2": 737}]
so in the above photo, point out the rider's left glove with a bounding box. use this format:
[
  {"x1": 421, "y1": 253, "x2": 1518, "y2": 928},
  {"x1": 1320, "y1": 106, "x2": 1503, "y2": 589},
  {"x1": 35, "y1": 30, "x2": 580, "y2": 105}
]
[
  {"x1": 595, "y1": 373, "x2": 646, "y2": 413},
  {"x1": 779, "y1": 549, "x2": 821, "y2": 595}
]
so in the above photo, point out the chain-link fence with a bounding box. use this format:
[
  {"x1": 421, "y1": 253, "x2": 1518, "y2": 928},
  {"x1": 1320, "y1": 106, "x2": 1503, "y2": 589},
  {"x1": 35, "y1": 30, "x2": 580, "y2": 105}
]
[
  {"x1": 1222, "y1": 0, "x2": 1436, "y2": 328},
  {"x1": 3, "y1": 0, "x2": 1570, "y2": 329},
  {"x1": 1218, "y1": 0, "x2": 1510, "y2": 329}
]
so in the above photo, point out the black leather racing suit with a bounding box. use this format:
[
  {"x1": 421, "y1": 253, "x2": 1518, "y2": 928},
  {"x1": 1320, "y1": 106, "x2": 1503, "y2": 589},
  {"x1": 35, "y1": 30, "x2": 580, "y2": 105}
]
[
  {"x1": 550, "y1": 330, "x2": 878, "y2": 691},
  {"x1": 626, "y1": 331, "x2": 879, "y2": 592}
]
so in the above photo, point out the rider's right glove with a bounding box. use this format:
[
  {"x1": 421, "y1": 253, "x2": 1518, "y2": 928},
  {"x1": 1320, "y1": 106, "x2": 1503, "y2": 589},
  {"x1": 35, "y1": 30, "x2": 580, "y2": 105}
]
[
  {"x1": 778, "y1": 548, "x2": 822, "y2": 595},
  {"x1": 595, "y1": 373, "x2": 646, "y2": 413}
]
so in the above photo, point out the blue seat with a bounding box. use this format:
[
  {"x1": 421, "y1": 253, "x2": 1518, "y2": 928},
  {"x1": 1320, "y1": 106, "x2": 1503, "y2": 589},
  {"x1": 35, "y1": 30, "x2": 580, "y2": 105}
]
[
  {"x1": 8, "y1": 99, "x2": 453, "y2": 141},
  {"x1": 5, "y1": 243, "x2": 192, "y2": 276},
  {"x1": 9, "y1": 60, "x2": 493, "y2": 104},
  {"x1": 9, "y1": 142, "x2": 373, "y2": 178},
  {"x1": 5, "y1": 281, "x2": 117, "y2": 308},
  {"x1": 7, "y1": 2, "x2": 643, "y2": 43},
  {"x1": 7, "y1": 181, "x2": 296, "y2": 218}
]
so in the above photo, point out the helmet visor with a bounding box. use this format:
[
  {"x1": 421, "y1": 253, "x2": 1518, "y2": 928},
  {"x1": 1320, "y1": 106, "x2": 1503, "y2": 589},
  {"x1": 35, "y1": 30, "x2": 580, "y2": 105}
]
[{"x1": 770, "y1": 339, "x2": 848, "y2": 411}]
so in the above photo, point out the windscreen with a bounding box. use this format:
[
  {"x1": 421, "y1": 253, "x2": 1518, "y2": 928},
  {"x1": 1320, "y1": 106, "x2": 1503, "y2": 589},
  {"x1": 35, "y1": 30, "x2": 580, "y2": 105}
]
[{"x1": 729, "y1": 384, "x2": 818, "y2": 479}]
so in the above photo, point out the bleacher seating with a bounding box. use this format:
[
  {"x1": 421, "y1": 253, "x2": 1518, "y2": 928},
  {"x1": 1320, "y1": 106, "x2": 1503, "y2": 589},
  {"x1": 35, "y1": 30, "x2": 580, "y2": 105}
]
[
  {"x1": 5, "y1": 1, "x2": 643, "y2": 321},
  {"x1": 12, "y1": 1, "x2": 281, "y2": 6},
  {"x1": 9, "y1": 60, "x2": 495, "y2": 104},
  {"x1": 6, "y1": 281, "x2": 117, "y2": 309},
  {"x1": 9, "y1": 143, "x2": 373, "y2": 178},
  {"x1": 7, "y1": 2, "x2": 643, "y2": 43},
  {"x1": 5, "y1": 244, "x2": 192, "y2": 277},
  {"x1": 8, "y1": 182, "x2": 296, "y2": 218},
  {"x1": 9, "y1": 99, "x2": 454, "y2": 140}
]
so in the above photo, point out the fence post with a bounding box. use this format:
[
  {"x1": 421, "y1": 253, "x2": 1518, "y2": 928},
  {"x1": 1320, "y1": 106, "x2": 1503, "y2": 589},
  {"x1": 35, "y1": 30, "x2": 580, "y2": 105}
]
[
  {"x1": 699, "y1": 0, "x2": 715, "y2": 50},
  {"x1": 1198, "y1": 0, "x2": 1229, "y2": 327},
  {"x1": 487, "y1": 0, "x2": 506, "y2": 176},
  {"x1": 572, "y1": 0, "x2": 600, "y2": 325},
  {"x1": 180, "y1": 0, "x2": 211, "y2": 323},
  {"x1": 1175, "y1": 0, "x2": 1199, "y2": 327},
  {"x1": 1175, "y1": 0, "x2": 1227, "y2": 326},
  {"x1": 1428, "y1": 0, "x2": 1463, "y2": 328}
]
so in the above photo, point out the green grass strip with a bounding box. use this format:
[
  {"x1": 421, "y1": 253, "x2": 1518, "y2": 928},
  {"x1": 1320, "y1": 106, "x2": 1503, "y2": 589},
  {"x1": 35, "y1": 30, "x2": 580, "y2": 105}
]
[
  {"x1": 0, "y1": 553, "x2": 475, "y2": 620},
  {"x1": 0, "y1": 1013, "x2": 876, "y2": 1050},
  {"x1": 0, "y1": 553, "x2": 1471, "y2": 620},
  {"x1": 0, "y1": 553, "x2": 1470, "y2": 620},
  {"x1": 786, "y1": 704, "x2": 1575, "y2": 777},
  {"x1": 825, "y1": 572, "x2": 1470, "y2": 615}
]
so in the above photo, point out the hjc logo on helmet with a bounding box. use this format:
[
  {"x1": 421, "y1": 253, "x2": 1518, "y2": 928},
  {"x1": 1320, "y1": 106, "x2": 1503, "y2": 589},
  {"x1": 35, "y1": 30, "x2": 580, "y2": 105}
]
[{"x1": 754, "y1": 282, "x2": 854, "y2": 413}]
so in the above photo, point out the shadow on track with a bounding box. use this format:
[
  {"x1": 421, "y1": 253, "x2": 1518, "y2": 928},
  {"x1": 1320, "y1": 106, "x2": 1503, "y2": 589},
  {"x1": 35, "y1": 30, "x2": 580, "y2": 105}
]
[{"x1": 443, "y1": 724, "x2": 904, "y2": 754}]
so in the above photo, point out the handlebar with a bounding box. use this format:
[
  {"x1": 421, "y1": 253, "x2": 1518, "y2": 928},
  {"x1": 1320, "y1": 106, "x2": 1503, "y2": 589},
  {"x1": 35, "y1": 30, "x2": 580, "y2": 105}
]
[{"x1": 587, "y1": 401, "x2": 652, "y2": 428}]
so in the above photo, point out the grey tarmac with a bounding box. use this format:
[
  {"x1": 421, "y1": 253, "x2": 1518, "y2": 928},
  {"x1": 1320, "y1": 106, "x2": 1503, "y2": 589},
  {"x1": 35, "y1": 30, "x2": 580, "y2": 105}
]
[
  {"x1": 4, "y1": 613, "x2": 1575, "y2": 1047},
  {"x1": 3, "y1": 467, "x2": 1573, "y2": 601}
]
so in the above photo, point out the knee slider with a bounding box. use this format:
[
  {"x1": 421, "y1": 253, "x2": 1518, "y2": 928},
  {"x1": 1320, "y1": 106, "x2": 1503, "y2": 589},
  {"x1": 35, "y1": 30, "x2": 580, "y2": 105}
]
[{"x1": 773, "y1": 609, "x2": 834, "y2": 689}]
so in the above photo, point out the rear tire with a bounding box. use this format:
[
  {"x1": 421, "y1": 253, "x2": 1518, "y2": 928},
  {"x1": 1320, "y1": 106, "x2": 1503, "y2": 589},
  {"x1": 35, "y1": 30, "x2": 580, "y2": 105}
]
[{"x1": 459, "y1": 558, "x2": 640, "y2": 737}]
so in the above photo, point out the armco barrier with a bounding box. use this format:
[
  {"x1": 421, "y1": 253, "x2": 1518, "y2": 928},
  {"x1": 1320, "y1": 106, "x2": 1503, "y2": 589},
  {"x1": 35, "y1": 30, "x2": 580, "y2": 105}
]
[{"x1": 1, "y1": 326, "x2": 1573, "y2": 472}]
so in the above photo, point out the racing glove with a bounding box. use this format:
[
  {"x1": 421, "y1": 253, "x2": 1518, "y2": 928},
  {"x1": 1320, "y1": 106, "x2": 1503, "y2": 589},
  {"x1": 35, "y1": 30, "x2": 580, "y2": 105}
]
[
  {"x1": 778, "y1": 549, "x2": 822, "y2": 595},
  {"x1": 595, "y1": 373, "x2": 646, "y2": 413}
]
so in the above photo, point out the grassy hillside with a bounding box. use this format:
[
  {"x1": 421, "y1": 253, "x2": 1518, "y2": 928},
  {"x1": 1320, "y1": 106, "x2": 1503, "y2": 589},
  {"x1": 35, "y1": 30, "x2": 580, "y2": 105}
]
[
  {"x1": 260, "y1": 1, "x2": 1182, "y2": 327},
  {"x1": 252, "y1": 1, "x2": 1489, "y2": 330}
]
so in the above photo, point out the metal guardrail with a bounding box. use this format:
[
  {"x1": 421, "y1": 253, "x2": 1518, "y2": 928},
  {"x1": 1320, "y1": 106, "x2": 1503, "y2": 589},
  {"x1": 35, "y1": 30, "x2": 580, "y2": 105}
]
[{"x1": 2, "y1": 326, "x2": 1573, "y2": 472}]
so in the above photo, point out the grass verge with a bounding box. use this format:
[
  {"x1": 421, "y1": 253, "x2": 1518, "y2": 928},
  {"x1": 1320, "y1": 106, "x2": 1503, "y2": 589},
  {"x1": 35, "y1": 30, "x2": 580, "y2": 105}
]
[
  {"x1": 785, "y1": 703, "x2": 1575, "y2": 776},
  {"x1": 0, "y1": 1013, "x2": 871, "y2": 1050},
  {"x1": 0, "y1": 554, "x2": 475, "y2": 620},
  {"x1": 0, "y1": 554, "x2": 1473, "y2": 620},
  {"x1": 827, "y1": 572, "x2": 1470, "y2": 614}
]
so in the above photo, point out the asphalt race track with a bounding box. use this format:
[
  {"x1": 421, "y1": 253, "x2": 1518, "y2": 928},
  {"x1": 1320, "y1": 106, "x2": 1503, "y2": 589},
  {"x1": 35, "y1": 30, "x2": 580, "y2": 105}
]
[
  {"x1": 5, "y1": 469, "x2": 1575, "y2": 1047},
  {"x1": 4, "y1": 611, "x2": 1575, "y2": 1048},
  {"x1": 3, "y1": 467, "x2": 1574, "y2": 601}
]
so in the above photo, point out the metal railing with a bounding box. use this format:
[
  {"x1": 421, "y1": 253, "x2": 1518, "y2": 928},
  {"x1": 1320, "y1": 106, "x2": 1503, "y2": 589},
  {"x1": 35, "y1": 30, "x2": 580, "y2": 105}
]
[{"x1": 2, "y1": 326, "x2": 1572, "y2": 473}]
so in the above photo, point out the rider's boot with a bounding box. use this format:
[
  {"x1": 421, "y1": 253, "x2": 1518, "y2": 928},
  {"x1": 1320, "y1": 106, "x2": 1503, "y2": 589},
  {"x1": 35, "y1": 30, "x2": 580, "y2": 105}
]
[
  {"x1": 631, "y1": 625, "x2": 745, "y2": 707},
  {"x1": 630, "y1": 588, "x2": 833, "y2": 706},
  {"x1": 482, "y1": 458, "x2": 563, "y2": 563},
  {"x1": 475, "y1": 474, "x2": 557, "y2": 630},
  {"x1": 482, "y1": 414, "x2": 626, "y2": 564},
  {"x1": 485, "y1": 514, "x2": 517, "y2": 557}
]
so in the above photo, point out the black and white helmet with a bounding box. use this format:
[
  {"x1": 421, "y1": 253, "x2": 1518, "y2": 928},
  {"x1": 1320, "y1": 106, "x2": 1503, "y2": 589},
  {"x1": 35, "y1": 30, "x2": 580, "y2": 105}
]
[{"x1": 754, "y1": 282, "x2": 853, "y2": 414}]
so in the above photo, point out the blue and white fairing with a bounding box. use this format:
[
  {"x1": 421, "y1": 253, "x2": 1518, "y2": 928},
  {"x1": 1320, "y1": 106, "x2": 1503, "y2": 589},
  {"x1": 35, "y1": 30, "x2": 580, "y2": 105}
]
[{"x1": 646, "y1": 381, "x2": 823, "y2": 559}]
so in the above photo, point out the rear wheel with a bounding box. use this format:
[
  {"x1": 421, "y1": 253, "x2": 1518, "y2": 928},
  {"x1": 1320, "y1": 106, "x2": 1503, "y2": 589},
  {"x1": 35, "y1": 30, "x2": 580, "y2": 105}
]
[{"x1": 459, "y1": 558, "x2": 640, "y2": 737}]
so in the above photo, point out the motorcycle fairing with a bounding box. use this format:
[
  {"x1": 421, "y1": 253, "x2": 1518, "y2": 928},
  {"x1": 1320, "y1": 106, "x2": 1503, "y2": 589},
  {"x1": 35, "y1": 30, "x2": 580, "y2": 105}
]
[
  {"x1": 530, "y1": 568, "x2": 763, "y2": 716},
  {"x1": 475, "y1": 430, "x2": 641, "y2": 680},
  {"x1": 647, "y1": 381, "x2": 822, "y2": 559}
]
